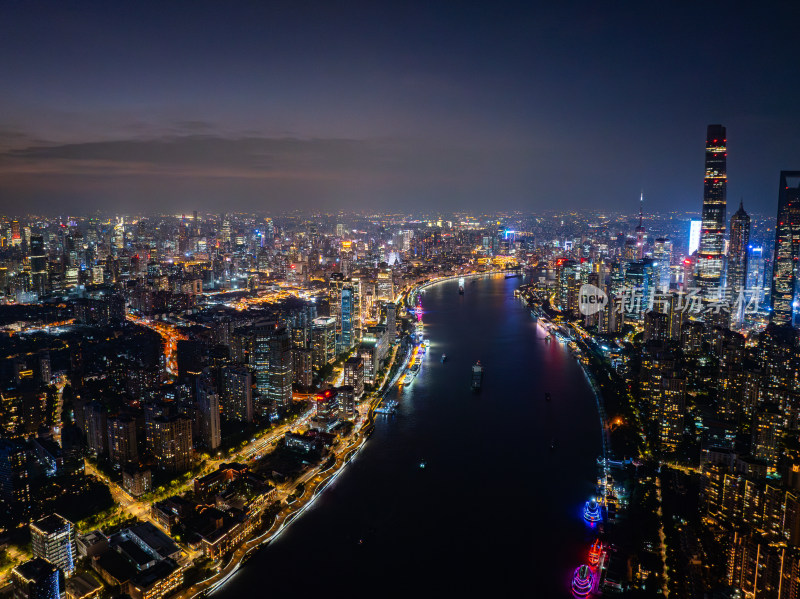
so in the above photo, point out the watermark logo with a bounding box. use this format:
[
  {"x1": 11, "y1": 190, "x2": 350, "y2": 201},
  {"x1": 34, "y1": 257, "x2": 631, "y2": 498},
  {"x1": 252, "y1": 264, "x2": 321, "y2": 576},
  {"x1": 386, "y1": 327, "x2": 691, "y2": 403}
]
[{"x1": 579, "y1": 284, "x2": 608, "y2": 316}]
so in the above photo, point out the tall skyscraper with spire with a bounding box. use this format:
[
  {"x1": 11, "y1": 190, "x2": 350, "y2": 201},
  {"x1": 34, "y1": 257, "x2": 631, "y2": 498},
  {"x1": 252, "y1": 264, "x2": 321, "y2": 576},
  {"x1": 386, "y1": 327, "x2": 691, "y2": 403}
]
[
  {"x1": 635, "y1": 193, "x2": 645, "y2": 259},
  {"x1": 728, "y1": 200, "x2": 750, "y2": 327},
  {"x1": 728, "y1": 200, "x2": 750, "y2": 293},
  {"x1": 696, "y1": 124, "x2": 727, "y2": 295},
  {"x1": 770, "y1": 171, "x2": 800, "y2": 326}
]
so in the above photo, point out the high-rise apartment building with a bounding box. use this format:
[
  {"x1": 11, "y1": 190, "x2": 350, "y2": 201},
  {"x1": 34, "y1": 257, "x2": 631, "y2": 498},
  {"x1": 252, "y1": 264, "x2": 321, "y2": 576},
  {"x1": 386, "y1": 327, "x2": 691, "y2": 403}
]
[
  {"x1": 197, "y1": 378, "x2": 221, "y2": 451},
  {"x1": 146, "y1": 416, "x2": 193, "y2": 473},
  {"x1": 697, "y1": 124, "x2": 727, "y2": 295},
  {"x1": 107, "y1": 415, "x2": 138, "y2": 466},
  {"x1": 770, "y1": 171, "x2": 800, "y2": 326},
  {"x1": 222, "y1": 365, "x2": 253, "y2": 422}
]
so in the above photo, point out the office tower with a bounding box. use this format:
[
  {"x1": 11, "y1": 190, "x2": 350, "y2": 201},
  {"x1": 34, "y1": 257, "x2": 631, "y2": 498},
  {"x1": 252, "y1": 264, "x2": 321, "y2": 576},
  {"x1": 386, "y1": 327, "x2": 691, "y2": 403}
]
[
  {"x1": 385, "y1": 302, "x2": 396, "y2": 344},
  {"x1": 253, "y1": 325, "x2": 293, "y2": 410},
  {"x1": 339, "y1": 287, "x2": 354, "y2": 353},
  {"x1": 377, "y1": 267, "x2": 394, "y2": 301},
  {"x1": 688, "y1": 219, "x2": 702, "y2": 256},
  {"x1": 623, "y1": 258, "x2": 657, "y2": 321},
  {"x1": 197, "y1": 376, "x2": 221, "y2": 451},
  {"x1": 107, "y1": 415, "x2": 138, "y2": 466},
  {"x1": 555, "y1": 259, "x2": 578, "y2": 311},
  {"x1": 697, "y1": 124, "x2": 727, "y2": 295},
  {"x1": 652, "y1": 237, "x2": 672, "y2": 292},
  {"x1": 220, "y1": 216, "x2": 231, "y2": 244},
  {"x1": 83, "y1": 401, "x2": 108, "y2": 456},
  {"x1": 253, "y1": 324, "x2": 275, "y2": 397},
  {"x1": 314, "y1": 388, "x2": 339, "y2": 426},
  {"x1": 337, "y1": 386, "x2": 356, "y2": 419},
  {"x1": 343, "y1": 356, "x2": 365, "y2": 399},
  {"x1": 329, "y1": 273, "x2": 345, "y2": 348},
  {"x1": 11, "y1": 558, "x2": 61, "y2": 599},
  {"x1": 770, "y1": 171, "x2": 800, "y2": 326},
  {"x1": 146, "y1": 415, "x2": 193, "y2": 473},
  {"x1": 269, "y1": 327, "x2": 293, "y2": 410},
  {"x1": 728, "y1": 200, "x2": 750, "y2": 292},
  {"x1": 29, "y1": 235, "x2": 48, "y2": 296},
  {"x1": 728, "y1": 201, "x2": 751, "y2": 327},
  {"x1": 30, "y1": 514, "x2": 76, "y2": 577},
  {"x1": 0, "y1": 439, "x2": 30, "y2": 520},
  {"x1": 311, "y1": 317, "x2": 336, "y2": 368},
  {"x1": 635, "y1": 193, "x2": 646, "y2": 258},
  {"x1": 746, "y1": 246, "x2": 765, "y2": 293},
  {"x1": 292, "y1": 348, "x2": 313, "y2": 389},
  {"x1": 222, "y1": 365, "x2": 253, "y2": 422}
]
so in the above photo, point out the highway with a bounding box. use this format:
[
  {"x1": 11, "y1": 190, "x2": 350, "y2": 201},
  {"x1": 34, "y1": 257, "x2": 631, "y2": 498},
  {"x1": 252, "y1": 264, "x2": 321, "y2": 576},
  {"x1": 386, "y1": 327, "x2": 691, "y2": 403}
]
[{"x1": 126, "y1": 314, "x2": 187, "y2": 378}]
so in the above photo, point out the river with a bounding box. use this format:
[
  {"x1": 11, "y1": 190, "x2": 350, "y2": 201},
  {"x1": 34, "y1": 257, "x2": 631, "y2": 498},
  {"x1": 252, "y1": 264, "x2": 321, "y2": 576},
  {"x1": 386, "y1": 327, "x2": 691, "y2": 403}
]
[{"x1": 213, "y1": 274, "x2": 602, "y2": 597}]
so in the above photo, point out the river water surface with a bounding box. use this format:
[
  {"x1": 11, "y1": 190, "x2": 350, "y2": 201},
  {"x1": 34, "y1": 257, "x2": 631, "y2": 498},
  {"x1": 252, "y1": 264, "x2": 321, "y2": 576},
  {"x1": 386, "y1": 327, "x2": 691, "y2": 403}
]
[{"x1": 213, "y1": 275, "x2": 602, "y2": 597}]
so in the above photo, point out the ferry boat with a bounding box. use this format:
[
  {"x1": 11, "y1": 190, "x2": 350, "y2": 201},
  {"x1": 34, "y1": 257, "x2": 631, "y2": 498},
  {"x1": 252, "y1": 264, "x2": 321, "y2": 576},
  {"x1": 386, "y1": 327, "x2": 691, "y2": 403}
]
[
  {"x1": 588, "y1": 539, "x2": 602, "y2": 567},
  {"x1": 441, "y1": 353, "x2": 447, "y2": 363},
  {"x1": 571, "y1": 565, "x2": 594, "y2": 597},
  {"x1": 471, "y1": 361, "x2": 483, "y2": 390},
  {"x1": 583, "y1": 499, "x2": 603, "y2": 524},
  {"x1": 403, "y1": 363, "x2": 420, "y2": 385},
  {"x1": 458, "y1": 277, "x2": 465, "y2": 295}
]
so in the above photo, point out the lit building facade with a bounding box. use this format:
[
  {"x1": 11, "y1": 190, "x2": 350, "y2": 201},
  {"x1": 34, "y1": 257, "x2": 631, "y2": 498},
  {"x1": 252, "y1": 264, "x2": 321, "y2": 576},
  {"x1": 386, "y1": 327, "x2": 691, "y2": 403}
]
[
  {"x1": 697, "y1": 124, "x2": 727, "y2": 295},
  {"x1": 30, "y1": 513, "x2": 76, "y2": 577},
  {"x1": 770, "y1": 171, "x2": 800, "y2": 326}
]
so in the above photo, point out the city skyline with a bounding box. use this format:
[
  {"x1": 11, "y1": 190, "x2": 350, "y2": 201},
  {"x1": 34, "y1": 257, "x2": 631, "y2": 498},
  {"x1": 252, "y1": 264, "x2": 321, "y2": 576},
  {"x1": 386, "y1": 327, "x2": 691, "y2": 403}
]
[{"x1": 3, "y1": 4, "x2": 800, "y2": 599}]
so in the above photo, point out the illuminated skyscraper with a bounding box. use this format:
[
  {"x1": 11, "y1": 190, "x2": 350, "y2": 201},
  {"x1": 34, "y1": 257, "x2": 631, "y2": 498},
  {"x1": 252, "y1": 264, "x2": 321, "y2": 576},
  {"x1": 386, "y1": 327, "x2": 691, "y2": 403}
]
[
  {"x1": 267, "y1": 327, "x2": 293, "y2": 410},
  {"x1": 197, "y1": 374, "x2": 221, "y2": 451},
  {"x1": 688, "y1": 219, "x2": 702, "y2": 256},
  {"x1": 652, "y1": 237, "x2": 672, "y2": 292},
  {"x1": 635, "y1": 193, "x2": 646, "y2": 259},
  {"x1": 29, "y1": 235, "x2": 48, "y2": 296},
  {"x1": 770, "y1": 171, "x2": 800, "y2": 326},
  {"x1": 311, "y1": 317, "x2": 336, "y2": 368},
  {"x1": 697, "y1": 125, "x2": 727, "y2": 295},
  {"x1": 728, "y1": 200, "x2": 750, "y2": 292},
  {"x1": 223, "y1": 365, "x2": 253, "y2": 422},
  {"x1": 30, "y1": 514, "x2": 76, "y2": 577},
  {"x1": 11, "y1": 558, "x2": 61, "y2": 599}
]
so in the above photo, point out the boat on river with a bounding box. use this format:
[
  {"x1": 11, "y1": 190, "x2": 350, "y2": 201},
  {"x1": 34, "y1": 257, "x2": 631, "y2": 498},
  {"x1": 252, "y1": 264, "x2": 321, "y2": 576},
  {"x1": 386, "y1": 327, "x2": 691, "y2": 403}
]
[{"x1": 471, "y1": 361, "x2": 483, "y2": 390}]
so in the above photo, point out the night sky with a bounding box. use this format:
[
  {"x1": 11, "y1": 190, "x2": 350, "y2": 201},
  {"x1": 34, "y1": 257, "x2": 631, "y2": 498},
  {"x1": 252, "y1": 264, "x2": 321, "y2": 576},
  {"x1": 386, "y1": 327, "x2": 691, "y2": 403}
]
[{"x1": 1, "y1": 1, "x2": 799, "y2": 216}]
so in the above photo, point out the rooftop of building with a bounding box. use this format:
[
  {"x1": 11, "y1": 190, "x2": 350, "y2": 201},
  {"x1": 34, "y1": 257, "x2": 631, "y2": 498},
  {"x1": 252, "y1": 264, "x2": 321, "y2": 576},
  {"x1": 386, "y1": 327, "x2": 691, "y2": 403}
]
[
  {"x1": 13, "y1": 557, "x2": 58, "y2": 582},
  {"x1": 31, "y1": 513, "x2": 71, "y2": 535}
]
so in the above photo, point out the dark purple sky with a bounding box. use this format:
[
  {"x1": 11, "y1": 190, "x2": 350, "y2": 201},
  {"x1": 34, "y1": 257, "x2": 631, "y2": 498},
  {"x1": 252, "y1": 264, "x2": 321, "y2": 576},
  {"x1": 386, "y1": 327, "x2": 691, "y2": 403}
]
[{"x1": 1, "y1": 1, "x2": 799, "y2": 216}]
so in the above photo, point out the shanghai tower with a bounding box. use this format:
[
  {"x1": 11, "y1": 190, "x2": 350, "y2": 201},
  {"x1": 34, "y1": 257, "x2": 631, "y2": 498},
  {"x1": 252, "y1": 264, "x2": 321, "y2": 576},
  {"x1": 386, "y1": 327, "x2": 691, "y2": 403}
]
[{"x1": 696, "y1": 124, "x2": 727, "y2": 295}]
